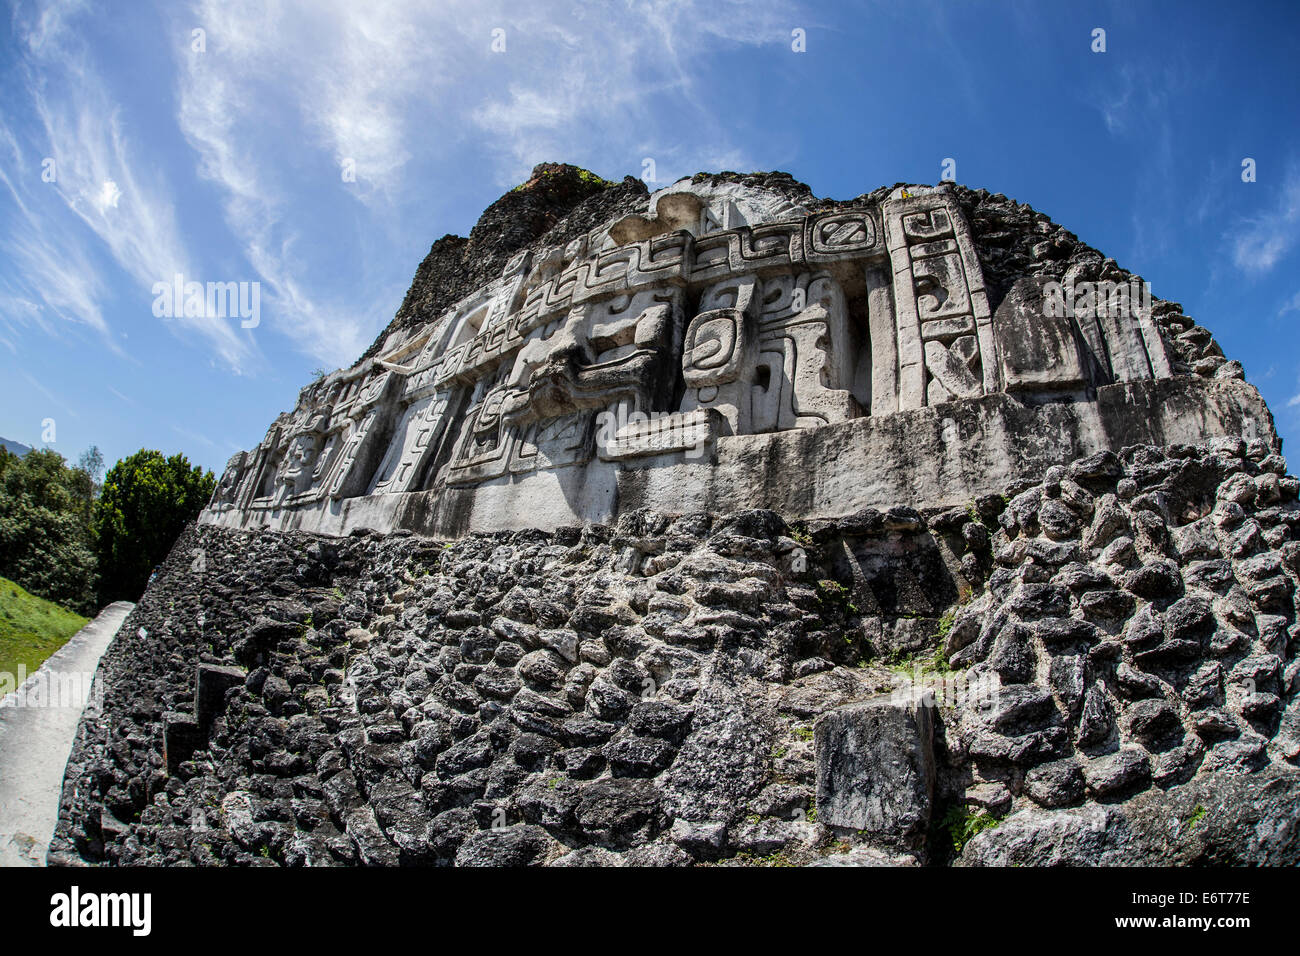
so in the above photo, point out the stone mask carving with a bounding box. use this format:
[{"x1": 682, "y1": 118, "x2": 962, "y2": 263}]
[
  {"x1": 500, "y1": 288, "x2": 683, "y2": 425},
  {"x1": 278, "y1": 415, "x2": 329, "y2": 497},
  {"x1": 214, "y1": 452, "x2": 246, "y2": 506}
]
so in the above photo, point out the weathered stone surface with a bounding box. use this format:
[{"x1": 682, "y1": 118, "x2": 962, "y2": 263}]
[
  {"x1": 43, "y1": 168, "x2": 1300, "y2": 868},
  {"x1": 162, "y1": 713, "x2": 202, "y2": 775},
  {"x1": 455, "y1": 824, "x2": 556, "y2": 867},
  {"x1": 814, "y1": 689, "x2": 935, "y2": 847},
  {"x1": 1085, "y1": 747, "x2": 1152, "y2": 799},
  {"x1": 994, "y1": 278, "x2": 1087, "y2": 392},
  {"x1": 964, "y1": 768, "x2": 1300, "y2": 866},
  {"x1": 199, "y1": 175, "x2": 1272, "y2": 540},
  {"x1": 1024, "y1": 758, "x2": 1086, "y2": 808}
]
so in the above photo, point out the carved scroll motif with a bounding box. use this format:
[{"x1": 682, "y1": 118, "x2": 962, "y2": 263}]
[
  {"x1": 680, "y1": 277, "x2": 759, "y2": 434},
  {"x1": 683, "y1": 309, "x2": 751, "y2": 387},
  {"x1": 680, "y1": 272, "x2": 861, "y2": 436},
  {"x1": 883, "y1": 191, "x2": 996, "y2": 410},
  {"x1": 369, "y1": 391, "x2": 453, "y2": 496}
]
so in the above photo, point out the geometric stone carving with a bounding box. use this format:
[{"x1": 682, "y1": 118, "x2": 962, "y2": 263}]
[
  {"x1": 754, "y1": 271, "x2": 860, "y2": 429},
  {"x1": 368, "y1": 391, "x2": 453, "y2": 495},
  {"x1": 682, "y1": 306, "x2": 753, "y2": 388},
  {"x1": 681, "y1": 271, "x2": 861, "y2": 435},
  {"x1": 325, "y1": 372, "x2": 397, "y2": 502},
  {"x1": 883, "y1": 188, "x2": 996, "y2": 409},
  {"x1": 201, "y1": 178, "x2": 1255, "y2": 539},
  {"x1": 441, "y1": 286, "x2": 686, "y2": 486},
  {"x1": 681, "y1": 277, "x2": 759, "y2": 435}
]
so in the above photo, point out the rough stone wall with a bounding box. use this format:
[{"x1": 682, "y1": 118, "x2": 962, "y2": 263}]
[
  {"x1": 363, "y1": 165, "x2": 650, "y2": 361},
  {"x1": 945, "y1": 437, "x2": 1300, "y2": 835},
  {"x1": 947, "y1": 185, "x2": 1232, "y2": 379},
  {"x1": 50, "y1": 437, "x2": 1300, "y2": 866}
]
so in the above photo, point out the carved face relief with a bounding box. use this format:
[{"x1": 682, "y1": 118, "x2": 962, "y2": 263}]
[
  {"x1": 499, "y1": 288, "x2": 683, "y2": 425},
  {"x1": 280, "y1": 432, "x2": 321, "y2": 495},
  {"x1": 215, "y1": 454, "x2": 246, "y2": 506}
]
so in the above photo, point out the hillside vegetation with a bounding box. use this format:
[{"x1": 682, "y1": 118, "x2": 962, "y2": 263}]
[
  {"x1": 0, "y1": 574, "x2": 88, "y2": 683},
  {"x1": 0, "y1": 445, "x2": 214, "y2": 613}
]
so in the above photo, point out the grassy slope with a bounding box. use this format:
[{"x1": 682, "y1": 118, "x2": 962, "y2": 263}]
[{"x1": 0, "y1": 576, "x2": 89, "y2": 683}]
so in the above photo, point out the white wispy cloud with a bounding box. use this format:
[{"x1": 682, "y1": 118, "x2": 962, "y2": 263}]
[
  {"x1": 3, "y1": 232, "x2": 110, "y2": 339},
  {"x1": 92, "y1": 179, "x2": 122, "y2": 212},
  {"x1": 1229, "y1": 165, "x2": 1300, "y2": 275},
  {"x1": 0, "y1": 108, "x2": 115, "y2": 346},
  {"x1": 171, "y1": 423, "x2": 216, "y2": 448},
  {"x1": 173, "y1": 0, "x2": 453, "y2": 367},
  {"x1": 107, "y1": 385, "x2": 140, "y2": 407},
  {"x1": 4, "y1": 0, "x2": 258, "y2": 371},
  {"x1": 468, "y1": 0, "x2": 801, "y2": 184},
  {"x1": 19, "y1": 367, "x2": 80, "y2": 421},
  {"x1": 169, "y1": 0, "x2": 799, "y2": 369},
  {"x1": 0, "y1": 293, "x2": 44, "y2": 353}
]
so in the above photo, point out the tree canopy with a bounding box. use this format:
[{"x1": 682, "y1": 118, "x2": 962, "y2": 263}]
[
  {"x1": 94, "y1": 450, "x2": 214, "y2": 605},
  {"x1": 0, "y1": 447, "x2": 99, "y2": 614}
]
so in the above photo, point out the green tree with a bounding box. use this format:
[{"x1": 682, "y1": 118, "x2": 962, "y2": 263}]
[
  {"x1": 74, "y1": 445, "x2": 105, "y2": 528},
  {"x1": 94, "y1": 450, "x2": 215, "y2": 604},
  {"x1": 0, "y1": 448, "x2": 98, "y2": 614}
]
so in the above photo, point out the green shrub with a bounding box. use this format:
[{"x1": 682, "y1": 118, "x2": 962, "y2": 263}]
[{"x1": 95, "y1": 450, "x2": 214, "y2": 604}]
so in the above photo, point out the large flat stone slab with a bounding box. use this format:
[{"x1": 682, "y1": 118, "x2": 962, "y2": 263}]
[{"x1": 814, "y1": 687, "x2": 936, "y2": 848}]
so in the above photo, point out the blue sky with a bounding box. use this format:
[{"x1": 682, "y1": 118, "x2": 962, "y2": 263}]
[{"x1": 1, "y1": 0, "x2": 1298, "y2": 475}]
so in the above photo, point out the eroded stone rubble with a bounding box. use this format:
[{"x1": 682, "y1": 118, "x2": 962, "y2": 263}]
[{"x1": 48, "y1": 435, "x2": 1300, "y2": 866}]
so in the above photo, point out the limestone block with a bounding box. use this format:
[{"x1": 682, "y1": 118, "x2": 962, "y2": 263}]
[
  {"x1": 814, "y1": 688, "x2": 936, "y2": 846},
  {"x1": 196, "y1": 663, "x2": 247, "y2": 734},
  {"x1": 598, "y1": 408, "x2": 721, "y2": 461},
  {"x1": 993, "y1": 278, "x2": 1087, "y2": 392}
]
